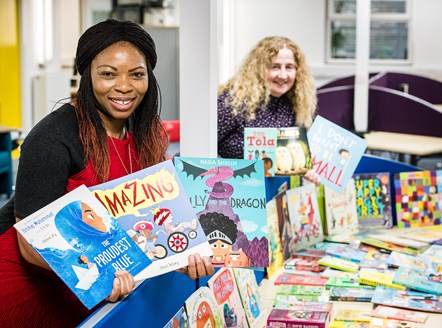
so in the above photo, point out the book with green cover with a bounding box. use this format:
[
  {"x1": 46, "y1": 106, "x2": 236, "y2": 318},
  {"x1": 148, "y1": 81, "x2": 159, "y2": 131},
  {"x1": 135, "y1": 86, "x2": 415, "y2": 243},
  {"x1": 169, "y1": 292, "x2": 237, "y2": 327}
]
[
  {"x1": 317, "y1": 255, "x2": 359, "y2": 273},
  {"x1": 325, "y1": 276, "x2": 370, "y2": 290}
]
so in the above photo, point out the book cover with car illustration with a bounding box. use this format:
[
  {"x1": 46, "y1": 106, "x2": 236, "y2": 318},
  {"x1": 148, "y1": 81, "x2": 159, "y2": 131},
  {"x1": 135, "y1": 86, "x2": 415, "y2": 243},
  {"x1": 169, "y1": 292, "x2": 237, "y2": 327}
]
[
  {"x1": 174, "y1": 157, "x2": 269, "y2": 268},
  {"x1": 14, "y1": 184, "x2": 151, "y2": 310},
  {"x1": 89, "y1": 160, "x2": 212, "y2": 280}
]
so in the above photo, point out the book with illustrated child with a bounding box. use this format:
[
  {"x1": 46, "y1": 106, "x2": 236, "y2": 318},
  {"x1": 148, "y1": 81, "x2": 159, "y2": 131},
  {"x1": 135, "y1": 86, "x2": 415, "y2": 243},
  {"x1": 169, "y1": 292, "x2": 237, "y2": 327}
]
[
  {"x1": 89, "y1": 160, "x2": 213, "y2": 280},
  {"x1": 307, "y1": 115, "x2": 367, "y2": 194},
  {"x1": 174, "y1": 157, "x2": 269, "y2": 268},
  {"x1": 14, "y1": 184, "x2": 151, "y2": 310},
  {"x1": 244, "y1": 127, "x2": 277, "y2": 177}
]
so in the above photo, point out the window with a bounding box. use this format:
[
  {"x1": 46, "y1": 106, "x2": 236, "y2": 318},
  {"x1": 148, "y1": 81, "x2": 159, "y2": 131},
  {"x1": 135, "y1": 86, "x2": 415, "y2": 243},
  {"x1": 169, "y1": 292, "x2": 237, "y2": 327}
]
[{"x1": 327, "y1": 0, "x2": 411, "y2": 64}]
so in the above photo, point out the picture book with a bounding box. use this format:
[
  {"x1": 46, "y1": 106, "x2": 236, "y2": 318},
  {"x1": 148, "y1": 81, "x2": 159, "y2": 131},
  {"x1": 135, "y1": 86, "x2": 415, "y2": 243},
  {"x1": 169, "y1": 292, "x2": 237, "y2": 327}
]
[
  {"x1": 184, "y1": 286, "x2": 224, "y2": 328},
  {"x1": 392, "y1": 267, "x2": 442, "y2": 295},
  {"x1": 232, "y1": 268, "x2": 266, "y2": 327},
  {"x1": 285, "y1": 184, "x2": 324, "y2": 252},
  {"x1": 307, "y1": 115, "x2": 367, "y2": 194},
  {"x1": 328, "y1": 287, "x2": 374, "y2": 302},
  {"x1": 371, "y1": 305, "x2": 429, "y2": 324},
  {"x1": 358, "y1": 269, "x2": 406, "y2": 290},
  {"x1": 14, "y1": 185, "x2": 151, "y2": 310},
  {"x1": 333, "y1": 309, "x2": 372, "y2": 323},
  {"x1": 353, "y1": 172, "x2": 393, "y2": 229},
  {"x1": 359, "y1": 237, "x2": 419, "y2": 256},
  {"x1": 399, "y1": 228, "x2": 442, "y2": 243},
  {"x1": 369, "y1": 317, "x2": 419, "y2": 328},
  {"x1": 274, "y1": 273, "x2": 328, "y2": 286},
  {"x1": 174, "y1": 157, "x2": 269, "y2": 268},
  {"x1": 266, "y1": 198, "x2": 284, "y2": 279},
  {"x1": 267, "y1": 309, "x2": 329, "y2": 328},
  {"x1": 386, "y1": 251, "x2": 432, "y2": 272},
  {"x1": 89, "y1": 160, "x2": 212, "y2": 279},
  {"x1": 275, "y1": 285, "x2": 325, "y2": 298},
  {"x1": 164, "y1": 306, "x2": 189, "y2": 328},
  {"x1": 284, "y1": 258, "x2": 326, "y2": 273},
  {"x1": 358, "y1": 251, "x2": 388, "y2": 271},
  {"x1": 323, "y1": 178, "x2": 360, "y2": 236},
  {"x1": 291, "y1": 248, "x2": 326, "y2": 260},
  {"x1": 320, "y1": 268, "x2": 358, "y2": 280},
  {"x1": 273, "y1": 294, "x2": 326, "y2": 306},
  {"x1": 371, "y1": 286, "x2": 442, "y2": 313},
  {"x1": 420, "y1": 243, "x2": 442, "y2": 258},
  {"x1": 368, "y1": 233, "x2": 429, "y2": 250},
  {"x1": 317, "y1": 255, "x2": 359, "y2": 273},
  {"x1": 329, "y1": 320, "x2": 369, "y2": 328},
  {"x1": 207, "y1": 267, "x2": 248, "y2": 328},
  {"x1": 275, "y1": 127, "x2": 312, "y2": 176},
  {"x1": 244, "y1": 127, "x2": 277, "y2": 177},
  {"x1": 272, "y1": 299, "x2": 333, "y2": 313},
  {"x1": 325, "y1": 244, "x2": 367, "y2": 263},
  {"x1": 394, "y1": 170, "x2": 441, "y2": 228},
  {"x1": 274, "y1": 190, "x2": 295, "y2": 261},
  {"x1": 325, "y1": 276, "x2": 368, "y2": 290}
]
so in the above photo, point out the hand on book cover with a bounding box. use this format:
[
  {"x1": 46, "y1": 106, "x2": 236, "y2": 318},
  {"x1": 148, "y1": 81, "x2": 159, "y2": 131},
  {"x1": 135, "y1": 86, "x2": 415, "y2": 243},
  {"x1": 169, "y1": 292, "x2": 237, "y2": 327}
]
[
  {"x1": 106, "y1": 270, "x2": 135, "y2": 303},
  {"x1": 176, "y1": 254, "x2": 215, "y2": 280},
  {"x1": 304, "y1": 169, "x2": 321, "y2": 186}
]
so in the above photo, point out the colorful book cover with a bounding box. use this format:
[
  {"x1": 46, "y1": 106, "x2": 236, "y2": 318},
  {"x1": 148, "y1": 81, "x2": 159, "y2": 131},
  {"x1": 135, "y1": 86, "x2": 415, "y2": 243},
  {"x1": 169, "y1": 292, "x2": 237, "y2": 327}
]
[
  {"x1": 275, "y1": 285, "x2": 324, "y2": 298},
  {"x1": 272, "y1": 299, "x2": 333, "y2": 313},
  {"x1": 369, "y1": 317, "x2": 419, "y2": 328},
  {"x1": 371, "y1": 286, "x2": 442, "y2": 313},
  {"x1": 244, "y1": 127, "x2": 277, "y2": 177},
  {"x1": 358, "y1": 269, "x2": 406, "y2": 290},
  {"x1": 368, "y1": 233, "x2": 429, "y2": 250},
  {"x1": 291, "y1": 249, "x2": 326, "y2": 260},
  {"x1": 14, "y1": 185, "x2": 151, "y2": 310},
  {"x1": 184, "y1": 286, "x2": 224, "y2": 328},
  {"x1": 317, "y1": 255, "x2": 359, "y2": 273},
  {"x1": 394, "y1": 170, "x2": 441, "y2": 228},
  {"x1": 174, "y1": 157, "x2": 269, "y2": 268},
  {"x1": 421, "y1": 244, "x2": 442, "y2": 258},
  {"x1": 275, "y1": 127, "x2": 312, "y2": 176},
  {"x1": 286, "y1": 184, "x2": 324, "y2": 252},
  {"x1": 164, "y1": 306, "x2": 189, "y2": 328},
  {"x1": 386, "y1": 251, "x2": 432, "y2": 272},
  {"x1": 329, "y1": 320, "x2": 369, "y2": 328},
  {"x1": 232, "y1": 268, "x2": 266, "y2": 327},
  {"x1": 333, "y1": 309, "x2": 373, "y2": 323},
  {"x1": 275, "y1": 190, "x2": 295, "y2": 262},
  {"x1": 89, "y1": 160, "x2": 212, "y2": 279},
  {"x1": 307, "y1": 115, "x2": 367, "y2": 194},
  {"x1": 284, "y1": 258, "x2": 326, "y2": 273},
  {"x1": 207, "y1": 267, "x2": 248, "y2": 328},
  {"x1": 328, "y1": 287, "x2": 374, "y2": 302},
  {"x1": 359, "y1": 237, "x2": 420, "y2": 256},
  {"x1": 353, "y1": 172, "x2": 393, "y2": 229},
  {"x1": 372, "y1": 305, "x2": 428, "y2": 324},
  {"x1": 325, "y1": 276, "x2": 368, "y2": 290},
  {"x1": 324, "y1": 178, "x2": 360, "y2": 236},
  {"x1": 399, "y1": 229, "x2": 442, "y2": 243},
  {"x1": 392, "y1": 267, "x2": 442, "y2": 295},
  {"x1": 266, "y1": 198, "x2": 284, "y2": 279},
  {"x1": 274, "y1": 273, "x2": 328, "y2": 286},
  {"x1": 325, "y1": 244, "x2": 367, "y2": 263},
  {"x1": 267, "y1": 309, "x2": 329, "y2": 328}
]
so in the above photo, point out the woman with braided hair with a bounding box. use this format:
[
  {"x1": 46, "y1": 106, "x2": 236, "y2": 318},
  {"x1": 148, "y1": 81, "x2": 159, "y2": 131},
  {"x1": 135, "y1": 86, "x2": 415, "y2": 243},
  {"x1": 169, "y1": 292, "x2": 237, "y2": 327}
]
[{"x1": 0, "y1": 19, "x2": 213, "y2": 327}]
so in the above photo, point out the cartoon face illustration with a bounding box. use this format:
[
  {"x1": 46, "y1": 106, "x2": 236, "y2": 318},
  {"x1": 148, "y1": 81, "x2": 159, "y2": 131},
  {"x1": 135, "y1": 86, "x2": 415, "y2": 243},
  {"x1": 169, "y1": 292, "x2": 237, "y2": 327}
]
[
  {"x1": 81, "y1": 202, "x2": 107, "y2": 232},
  {"x1": 210, "y1": 239, "x2": 233, "y2": 265},
  {"x1": 224, "y1": 249, "x2": 250, "y2": 267},
  {"x1": 196, "y1": 301, "x2": 215, "y2": 328}
]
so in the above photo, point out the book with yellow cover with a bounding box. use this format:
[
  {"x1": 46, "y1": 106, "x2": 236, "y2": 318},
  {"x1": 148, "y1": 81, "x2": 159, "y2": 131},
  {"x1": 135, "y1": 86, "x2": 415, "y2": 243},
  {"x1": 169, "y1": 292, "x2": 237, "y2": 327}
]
[
  {"x1": 369, "y1": 318, "x2": 419, "y2": 328},
  {"x1": 318, "y1": 255, "x2": 359, "y2": 273},
  {"x1": 333, "y1": 309, "x2": 372, "y2": 323},
  {"x1": 358, "y1": 269, "x2": 406, "y2": 290}
]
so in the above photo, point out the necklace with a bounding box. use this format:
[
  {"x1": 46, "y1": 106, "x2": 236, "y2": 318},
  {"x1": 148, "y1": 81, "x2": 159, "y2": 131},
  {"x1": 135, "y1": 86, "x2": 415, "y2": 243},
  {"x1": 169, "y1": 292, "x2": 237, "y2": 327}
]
[{"x1": 110, "y1": 137, "x2": 133, "y2": 175}]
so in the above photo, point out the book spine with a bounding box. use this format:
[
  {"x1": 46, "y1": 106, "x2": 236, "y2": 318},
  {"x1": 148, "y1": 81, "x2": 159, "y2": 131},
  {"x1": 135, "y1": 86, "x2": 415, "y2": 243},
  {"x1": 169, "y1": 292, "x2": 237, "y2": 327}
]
[{"x1": 267, "y1": 320, "x2": 325, "y2": 328}]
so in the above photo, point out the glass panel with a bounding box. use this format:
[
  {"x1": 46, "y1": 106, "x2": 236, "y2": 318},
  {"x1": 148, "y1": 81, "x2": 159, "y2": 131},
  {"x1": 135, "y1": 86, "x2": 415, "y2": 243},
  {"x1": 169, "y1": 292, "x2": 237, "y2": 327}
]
[
  {"x1": 333, "y1": 0, "x2": 356, "y2": 14},
  {"x1": 330, "y1": 21, "x2": 356, "y2": 59},
  {"x1": 371, "y1": 1, "x2": 407, "y2": 14},
  {"x1": 370, "y1": 21, "x2": 408, "y2": 59}
]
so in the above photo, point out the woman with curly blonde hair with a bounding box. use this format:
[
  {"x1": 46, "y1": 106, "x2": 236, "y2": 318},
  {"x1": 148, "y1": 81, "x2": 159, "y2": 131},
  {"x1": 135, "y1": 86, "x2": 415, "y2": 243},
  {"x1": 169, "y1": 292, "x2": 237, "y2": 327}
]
[{"x1": 218, "y1": 36, "x2": 317, "y2": 159}]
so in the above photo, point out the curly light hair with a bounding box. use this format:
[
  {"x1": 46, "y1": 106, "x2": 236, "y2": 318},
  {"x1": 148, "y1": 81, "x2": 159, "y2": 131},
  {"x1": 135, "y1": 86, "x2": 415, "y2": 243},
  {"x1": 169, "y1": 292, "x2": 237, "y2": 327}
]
[{"x1": 218, "y1": 36, "x2": 317, "y2": 127}]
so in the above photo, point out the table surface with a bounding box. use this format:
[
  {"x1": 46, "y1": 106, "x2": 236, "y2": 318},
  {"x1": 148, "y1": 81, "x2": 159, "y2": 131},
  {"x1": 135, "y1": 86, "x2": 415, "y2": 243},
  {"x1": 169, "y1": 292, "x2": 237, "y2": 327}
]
[{"x1": 363, "y1": 131, "x2": 442, "y2": 157}]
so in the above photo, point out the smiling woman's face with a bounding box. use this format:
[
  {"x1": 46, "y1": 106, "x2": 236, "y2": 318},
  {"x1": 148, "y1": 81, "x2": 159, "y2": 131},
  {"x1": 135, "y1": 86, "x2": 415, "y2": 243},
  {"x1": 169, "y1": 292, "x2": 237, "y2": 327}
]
[
  {"x1": 267, "y1": 47, "x2": 296, "y2": 97},
  {"x1": 91, "y1": 41, "x2": 148, "y2": 128}
]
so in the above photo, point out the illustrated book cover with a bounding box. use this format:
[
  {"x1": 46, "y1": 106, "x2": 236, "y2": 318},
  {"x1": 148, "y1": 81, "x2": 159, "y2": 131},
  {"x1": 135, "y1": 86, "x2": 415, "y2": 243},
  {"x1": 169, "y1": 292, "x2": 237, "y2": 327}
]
[
  {"x1": 272, "y1": 299, "x2": 332, "y2": 313},
  {"x1": 307, "y1": 115, "x2": 367, "y2": 194},
  {"x1": 371, "y1": 305, "x2": 428, "y2": 324},
  {"x1": 174, "y1": 157, "x2": 269, "y2": 268},
  {"x1": 266, "y1": 197, "x2": 284, "y2": 279},
  {"x1": 394, "y1": 170, "x2": 441, "y2": 228},
  {"x1": 89, "y1": 160, "x2": 213, "y2": 279},
  {"x1": 359, "y1": 237, "x2": 419, "y2": 256},
  {"x1": 184, "y1": 286, "x2": 224, "y2": 328},
  {"x1": 317, "y1": 255, "x2": 359, "y2": 273},
  {"x1": 323, "y1": 178, "x2": 360, "y2": 236},
  {"x1": 267, "y1": 309, "x2": 329, "y2": 328},
  {"x1": 285, "y1": 184, "x2": 324, "y2": 252},
  {"x1": 284, "y1": 258, "x2": 326, "y2": 274},
  {"x1": 371, "y1": 286, "x2": 442, "y2": 313},
  {"x1": 232, "y1": 268, "x2": 266, "y2": 327},
  {"x1": 392, "y1": 266, "x2": 442, "y2": 295},
  {"x1": 368, "y1": 233, "x2": 429, "y2": 250},
  {"x1": 244, "y1": 127, "x2": 277, "y2": 177},
  {"x1": 325, "y1": 276, "x2": 370, "y2": 290},
  {"x1": 324, "y1": 244, "x2": 367, "y2": 263},
  {"x1": 369, "y1": 317, "x2": 419, "y2": 328},
  {"x1": 14, "y1": 184, "x2": 151, "y2": 310},
  {"x1": 164, "y1": 306, "x2": 189, "y2": 328},
  {"x1": 398, "y1": 229, "x2": 442, "y2": 243},
  {"x1": 274, "y1": 273, "x2": 328, "y2": 286},
  {"x1": 328, "y1": 287, "x2": 374, "y2": 302},
  {"x1": 207, "y1": 267, "x2": 248, "y2": 328},
  {"x1": 275, "y1": 127, "x2": 312, "y2": 176},
  {"x1": 333, "y1": 309, "x2": 372, "y2": 323},
  {"x1": 385, "y1": 251, "x2": 432, "y2": 272},
  {"x1": 358, "y1": 269, "x2": 406, "y2": 290},
  {"x1": 353, "y1": 172, "x2": 393, "y2": 229},
  {"x1": 274, "y1": 190, "x2": 295, "y2": 262}
]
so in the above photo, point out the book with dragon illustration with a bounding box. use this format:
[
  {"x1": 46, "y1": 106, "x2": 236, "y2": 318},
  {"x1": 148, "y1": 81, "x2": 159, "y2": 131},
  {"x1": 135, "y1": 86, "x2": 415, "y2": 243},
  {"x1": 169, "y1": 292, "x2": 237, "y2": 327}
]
[
  {"x1": 14, "y1": 185, "x2": 152, "y2": 310},
  {"x1": 285, "y1": 184, "x2": 324, "y2": 252},
  {"x1": 307, "y1": 115, "x2": 367, "y2": 194},
  {"x1": 244, "y1": 127, "x2": 277, "y2": 177},
  {"x1": 174, "y1": 157, "x2": 269, "y2": 268},
  {"x1": 184, "y1": 286, "x2": 224, "y2": 328},
  {"x1": 394, "y1": 170, "x2": 441, "y2": 228},
  {"x1": 207, "y1": 267, "x2": 248, "y2": 328},
  {"x1": 89, "y1": 160, "x2": 213, "y2": 280},
  {"x1": 353, "y1": 172, "x2": 393, "y2": 229},
  {"x1": 323, "y1": 178, "x2": 360, "y2": 236}
]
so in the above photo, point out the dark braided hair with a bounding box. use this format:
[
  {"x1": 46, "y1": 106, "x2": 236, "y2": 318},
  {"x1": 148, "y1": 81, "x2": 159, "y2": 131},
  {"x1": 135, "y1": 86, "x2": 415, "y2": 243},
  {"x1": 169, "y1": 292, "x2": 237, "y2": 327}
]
[{"x1": 74, "y1": 19, "x2": 167, "y2": 182}]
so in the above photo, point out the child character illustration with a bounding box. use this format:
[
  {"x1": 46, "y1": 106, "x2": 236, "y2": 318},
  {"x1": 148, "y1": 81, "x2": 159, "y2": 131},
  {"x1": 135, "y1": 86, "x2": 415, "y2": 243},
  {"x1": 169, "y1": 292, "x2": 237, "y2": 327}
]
[
  {"x1": 338, "y1": 148, "x2": 351, "y2": 170},
  {"x1": 132, "y1": 220, "x2": 157, "y2": 259},
  {"x1": 199, "y1": 212, "x2": 239, "y2": 266},
  {"x1": 246, "y1": 283, "x2": 260, "y2": 319},
  {"x1": 74, "y1": 255, "x2": 99, "y2": 290},
  {"x1": 152, "y1": 206, "x2": 198, "y2": 235},
  {"x1": 254, "y1": 149, "x2": 260, "y2": 160},
  {"x1": 263, "y1": 157, "x2": 273, "y2": 177},
  {"x1": 223, "y1": 302, "x2": 237, "y2": 328}
]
